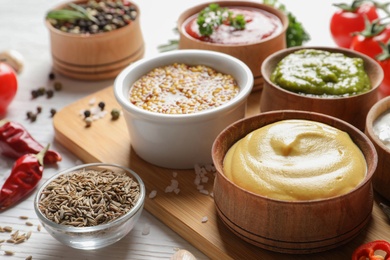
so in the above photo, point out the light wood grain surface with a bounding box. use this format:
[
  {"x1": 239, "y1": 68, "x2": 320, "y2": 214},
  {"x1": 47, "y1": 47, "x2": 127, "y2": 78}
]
[
  {"x1": 1, "y1": 0, "x2": 390, "y2": 259},
  {"x1": 53, "y1": 86, "x2": 390, "y2": 259}
]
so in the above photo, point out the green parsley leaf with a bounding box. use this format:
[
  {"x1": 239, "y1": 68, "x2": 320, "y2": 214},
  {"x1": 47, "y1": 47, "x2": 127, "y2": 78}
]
[{"x1": 196, "y1": 4, "x2": 246, "y2": 37}]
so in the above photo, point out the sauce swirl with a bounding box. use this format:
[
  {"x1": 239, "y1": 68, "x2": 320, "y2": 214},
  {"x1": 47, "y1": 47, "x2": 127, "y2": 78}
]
[
  {"x1": 223, "y1": 119, "x2": 366, "y2": 201},
  {"x1": 183, "y1": 7, "x2": 283, "y2": 45}
]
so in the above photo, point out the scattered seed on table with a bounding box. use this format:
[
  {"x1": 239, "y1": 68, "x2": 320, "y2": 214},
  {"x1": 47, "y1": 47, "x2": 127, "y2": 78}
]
[
  {"x1": 46, "y1": 89, "x2": 54, "y2": 98},
  {"x1": 49, "y1": 72, "x2": 55, "y2": 80},
  {"x1": 111, "y1": 108, "x2": 120, "y2": 120},
  {"x1": 83, "y1": 110, "x2": 91, "y2": 118},
  {"x1": 37, "y1": 225, "x2": 41, "y2": 232},
  {"x1": 25, "y1": 221, "x2": 33, "y2": 227},
  {"x1": 26, "y1": 111, "x2": 33, "y2": 119},
  {"x1": 29, "y1": 113, "x2": 37, "y2": 122},
  {"x1": 36, "y1": 106, "x2": 42, "y2": 114},
  {"x1": 98, "y1": 101, "x2": 105, "y2": 110},
  {"x1": 148, "y1": 190, "x2": 157, "y2": 199},
  {"x1": 4, "y1": 250, "x2": 14, "y2": 255},
  {"x1": 19, "y1": 216, "x2": 28, "y2": 220},
  {"x1": 37, "y1": 87, "x2": 46, "y2": 96},
  {"x1": 53, "y1": 81, "x2": 62, "y2": 91},
  {"x1": 50, "y1": 108, "x2": 57, "y2": 117},
  {"x1": 31, "y1": 90, "x2": 39, "y2": 99},
  {"x1": 3, "y1": 226, "x2": 12, "y2": 233},
  {"x1": 26, "y1": 256, "x2": 33, "y2": 260},
  {"x1": 85, "y1": 117, "x2": 93, "y2": 127}
]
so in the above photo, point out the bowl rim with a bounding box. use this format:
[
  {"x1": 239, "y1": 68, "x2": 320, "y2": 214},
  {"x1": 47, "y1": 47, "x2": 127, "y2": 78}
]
[
  {"x1": 45, "y1": 0, "x2": 141, "y2": 39},
  {"x1": 177, "y1": 0, "x2": 289, "y2": 47},
  {"x1": 366, "y1": 95, "x2": 390, "y2": 152},
  {"x1": 261, "y1": 46, "x2": 384, "y2": 100},
  {"x1": 34, "y1": 163, "x2": 146, "y2": 232},
  {"x1": 113, "y1": 49, "x2": 254, "y2": 121},
  {"x1": 212, "y1": 110, "x2": 378, "y2": 204}
]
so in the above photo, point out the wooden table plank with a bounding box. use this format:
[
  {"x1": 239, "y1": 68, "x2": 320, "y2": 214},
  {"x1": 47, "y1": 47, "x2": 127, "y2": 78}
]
[{"x1": 53, "y1": 86, "x2": 390, "y2": 260}]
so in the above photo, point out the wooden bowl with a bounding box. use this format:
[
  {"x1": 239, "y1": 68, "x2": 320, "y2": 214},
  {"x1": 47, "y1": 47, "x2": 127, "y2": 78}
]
[
  {"x1": 212, "y1": 110, "x2": 377, "y2": 254},
  {"x1": 46, "y1": 0, "x2": 144, "y2": 80},
  {"x1": 177, "y1": 1, "x2": 288, "y2": 91},
  {"x1": 365, "y1": 96, "x2": 390, "y2": 201},
  {"x1": 260, "y1": 46, "x2": 383, "y2": 131}
]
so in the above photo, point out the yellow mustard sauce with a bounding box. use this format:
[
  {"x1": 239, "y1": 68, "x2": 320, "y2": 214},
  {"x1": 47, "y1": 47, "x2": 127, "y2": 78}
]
[{"x1": 223, "y1": 119, "x2": 367, "y2": 201}]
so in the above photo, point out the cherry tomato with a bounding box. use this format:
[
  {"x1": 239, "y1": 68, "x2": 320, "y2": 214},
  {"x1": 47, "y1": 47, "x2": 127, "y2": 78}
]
[
  {"x1": 379, "y1": 59, "x2": 390, "y2": 97},
  {"x1": 350, "y1": 18, "x2": 390, "y2": 59},
  {"x1": 330, "y1": 1, "x2": 379, "y2": 48},
  {"x1": 376, "y1": 41, "x2": 390, "y2": 97},
  {"x1": 0, "y1": 63, "x2": 17, "y2": 118}
]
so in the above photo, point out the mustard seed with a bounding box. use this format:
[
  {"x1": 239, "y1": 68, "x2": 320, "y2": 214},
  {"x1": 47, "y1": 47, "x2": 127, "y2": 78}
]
[{"x1": 129, "y1": 63, "x2": 239, "y2": 114}]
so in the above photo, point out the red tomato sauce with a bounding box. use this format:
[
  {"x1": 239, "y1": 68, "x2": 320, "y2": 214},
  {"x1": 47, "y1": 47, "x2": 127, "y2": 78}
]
[{"x1": 183, "y1": 7, "x2": 282, "y2": 45}]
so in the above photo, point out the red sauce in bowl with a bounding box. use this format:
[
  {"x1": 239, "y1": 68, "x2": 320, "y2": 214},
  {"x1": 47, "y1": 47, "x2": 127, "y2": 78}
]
[{"x1": 183, "y1": 7, "x2": 283, "y2": 45}]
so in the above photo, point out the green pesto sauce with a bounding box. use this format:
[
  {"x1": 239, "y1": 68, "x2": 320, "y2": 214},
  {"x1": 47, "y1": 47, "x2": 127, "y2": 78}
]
[{"x1": 270, "y1": 49, "x2": 371, "y2": 97}]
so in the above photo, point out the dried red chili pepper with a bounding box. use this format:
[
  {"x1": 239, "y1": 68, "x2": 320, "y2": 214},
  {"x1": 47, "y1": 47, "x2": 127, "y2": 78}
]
[
  {"x1": 0, "y1": 145, "x2": 48, "y2": 211},
  {"x1": 0, "y1": 120, "x2": 61, "y2": 164},
  {"x1": 352, "y1": 240, "x2": 390, "y2": 260}
]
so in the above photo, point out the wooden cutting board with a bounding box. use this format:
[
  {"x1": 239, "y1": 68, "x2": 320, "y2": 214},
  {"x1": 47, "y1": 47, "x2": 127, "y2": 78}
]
[{"x1": 53, "y1": 86, "x2": 390, "y2": 260}]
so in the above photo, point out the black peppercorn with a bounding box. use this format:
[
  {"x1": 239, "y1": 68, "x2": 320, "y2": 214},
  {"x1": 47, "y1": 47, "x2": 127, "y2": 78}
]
[
  {"x1": 30, "y1": 113, "x2": 37, "y2": 122},
  {"x1": 31, "y1": 90, "x2": 39, "y2": 99},
  {"x1": 98, "y1": 101, "x2": 105, "y2": 110},
  {"x1": 37, "y1": 106, "x2": 42, "y2": 114},
  {"x1": 84, "y1": 110, "x2": 91, "y2": 118},
  {"x1": 50, "y1": 108, "x2": 57, "y2": 117},
  {"x1": 46, "y1": 89, "x2": 54, "y2": 98},
  {"x1": 54, "y1": 81, "x2": 62, "y2": 91},
  {"x1": 37, "y1": 87, "x2": 46, "y2": 96},
  {"x1": 26, "y1": 111, "x2": 33, "y2": 119},
  {"x1": 49, "y1": 72, "x2": 55, "y2": 80}
]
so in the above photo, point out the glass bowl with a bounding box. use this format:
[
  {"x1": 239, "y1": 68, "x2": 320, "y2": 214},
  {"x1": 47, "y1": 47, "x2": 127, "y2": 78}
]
[{"x1": 34, "y1": 163, "x2": 145, "y2": 250}]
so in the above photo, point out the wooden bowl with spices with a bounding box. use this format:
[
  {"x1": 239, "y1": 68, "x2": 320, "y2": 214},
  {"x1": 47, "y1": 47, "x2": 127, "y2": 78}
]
[
  {"x1": 34, "y1": 163, "x2": 145, "y2": 250},
  {"x1": 365, "y1": 96, "x2": 390, "y2": 201},
  {"x1": 177, "y1": 1, "x2": 288, "y2": 91},
  {"x1": 45, "y1": 0, "x2": 144, "y2": 80},
  {"x1": 212, "y1": 110, "x2": 378, "y2": 254},
  {"x1": 260, "y1": 46, "x2": 384, "y2": 131}
]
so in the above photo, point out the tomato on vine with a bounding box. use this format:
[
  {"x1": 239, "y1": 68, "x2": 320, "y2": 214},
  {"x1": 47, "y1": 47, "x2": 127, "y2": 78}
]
[
  {"x1": 376, "y1": 40, "x2": 390, "y2": 97},
  {"x1": 350, "y1": 17, "x2": 390, "y2": 59},
  {"x1": 0, "y1": 62, "x2": 17, "y2": 118},
  {"x1": 330, "y1": 0, "x2": 379, "y2": 48}
]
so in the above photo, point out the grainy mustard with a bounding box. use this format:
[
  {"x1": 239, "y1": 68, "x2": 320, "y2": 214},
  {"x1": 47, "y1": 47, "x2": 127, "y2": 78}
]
[{"x1": 129, "y1": 63, "x2": 239, "y2": 114}]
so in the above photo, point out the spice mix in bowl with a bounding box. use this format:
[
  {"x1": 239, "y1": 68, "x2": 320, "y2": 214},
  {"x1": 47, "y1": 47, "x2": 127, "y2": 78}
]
[
  {"x1": 45, "y1": 0, "x2": 144, "y2": 80},
  {"x1": 34, "y1": 163, "x2": 145, "y2": 250},
  {"x1": 114, "y1": 49, "x2": 253, "y2": 169}
]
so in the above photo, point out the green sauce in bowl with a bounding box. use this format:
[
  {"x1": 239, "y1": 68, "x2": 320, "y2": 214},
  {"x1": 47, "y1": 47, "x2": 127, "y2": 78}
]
[{"x1": 270, "y1": 49, "x2": 371, "y2": 97}]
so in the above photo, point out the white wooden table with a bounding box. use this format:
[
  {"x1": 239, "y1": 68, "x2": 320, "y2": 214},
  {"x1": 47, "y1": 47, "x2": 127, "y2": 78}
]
[{"x1": 0, "y1": 0, "x2": 379, "y2": 259}]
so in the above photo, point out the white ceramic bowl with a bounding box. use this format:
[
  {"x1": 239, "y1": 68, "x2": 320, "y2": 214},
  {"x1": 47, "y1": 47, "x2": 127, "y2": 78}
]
[
  {"x1": 34, "y1": 163, "x2": 145, "y2": 250},
  {"x1": 114, "y1": 49, "x2": 253, "y2": 169}
]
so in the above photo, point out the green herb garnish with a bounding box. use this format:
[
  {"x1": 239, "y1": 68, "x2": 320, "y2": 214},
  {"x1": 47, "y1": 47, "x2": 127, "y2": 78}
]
[
  {"x1": 157, "y1": 0, "x2": 310, "y2": 52},
  {"x1": 46, "y1": 3, "x2": 98, "y2": 24},
  {"x1": 197, "y1": 4, "x2": 246, "y2": 37},
  {"x1": 263, "y1": 0, "x2": 310, "y2": 47}
]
